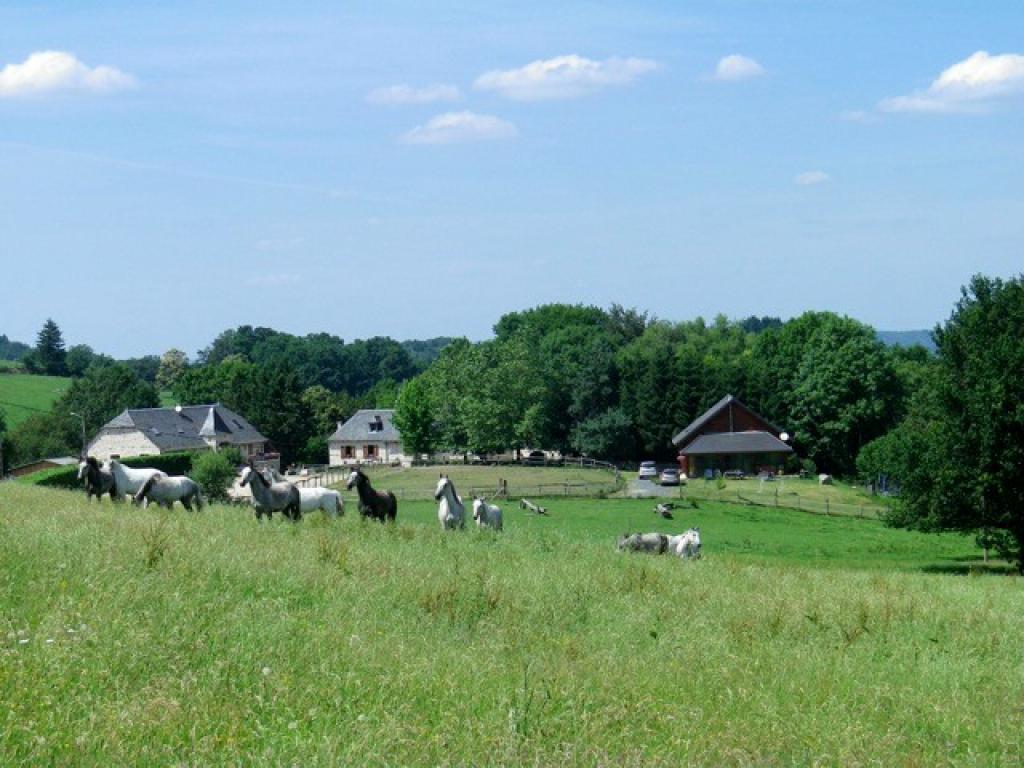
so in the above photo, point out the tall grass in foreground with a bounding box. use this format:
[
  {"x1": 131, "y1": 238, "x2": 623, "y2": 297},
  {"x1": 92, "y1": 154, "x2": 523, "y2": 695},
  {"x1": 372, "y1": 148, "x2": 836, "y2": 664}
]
[{"x1": 1, "y1": 484, "x2": 1022, "y2": 766}]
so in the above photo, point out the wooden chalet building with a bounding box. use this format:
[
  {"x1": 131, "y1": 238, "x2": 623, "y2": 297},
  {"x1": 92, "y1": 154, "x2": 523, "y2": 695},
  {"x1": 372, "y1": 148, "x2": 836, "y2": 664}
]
[{"x1": 671, "y1": 395, "x2": 793, "y2": 478}]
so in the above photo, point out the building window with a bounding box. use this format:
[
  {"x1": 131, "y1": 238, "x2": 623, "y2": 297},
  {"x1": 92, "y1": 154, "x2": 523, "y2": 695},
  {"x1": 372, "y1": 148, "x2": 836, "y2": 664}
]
[
  {"x1": 365, "y1": 444, "x2": 377, "y2": 458},
  {"x1": 344, "y1": 445, "x2": 354, "y2": 459}
]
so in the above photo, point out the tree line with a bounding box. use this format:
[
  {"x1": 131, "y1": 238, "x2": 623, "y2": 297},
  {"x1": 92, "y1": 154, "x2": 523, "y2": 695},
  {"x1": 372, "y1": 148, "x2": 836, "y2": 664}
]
[{"x1": 394, "y1": 304, "x2": 924, "y2": 478}]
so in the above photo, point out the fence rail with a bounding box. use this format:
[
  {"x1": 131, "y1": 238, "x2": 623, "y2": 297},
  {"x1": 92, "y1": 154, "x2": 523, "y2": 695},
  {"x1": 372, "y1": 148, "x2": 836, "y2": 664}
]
[{"x1": 682, "y1": 485, "x2": 888, "y2": 520}]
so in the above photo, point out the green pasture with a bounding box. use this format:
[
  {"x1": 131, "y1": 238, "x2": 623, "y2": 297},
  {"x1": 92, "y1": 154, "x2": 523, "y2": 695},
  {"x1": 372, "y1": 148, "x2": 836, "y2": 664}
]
[
  {"x1": 339, "y1": 463, "x2": 622, "y2": 499},
  {"x1": 1, "y1": 483, "x2": 1021, "y2": 766},
  {"x1": 0, "y1": 373, "x2": 71, "y2": 428}
]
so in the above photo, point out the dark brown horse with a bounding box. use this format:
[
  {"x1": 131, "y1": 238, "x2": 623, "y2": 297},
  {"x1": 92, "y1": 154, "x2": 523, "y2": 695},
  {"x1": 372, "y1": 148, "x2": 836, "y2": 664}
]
[
  {"x1": 77, "y1": 457, "x2": 117, "y2": 502},
  {"x1": 346, "y1": 468, "x2": 397, "y2": 522}
]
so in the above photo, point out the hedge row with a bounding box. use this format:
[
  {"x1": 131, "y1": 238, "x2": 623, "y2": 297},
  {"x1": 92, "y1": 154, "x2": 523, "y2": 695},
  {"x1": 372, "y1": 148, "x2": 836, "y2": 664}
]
[{"x1": 20, "y1": 452, "x2": 199, "y2": 490}]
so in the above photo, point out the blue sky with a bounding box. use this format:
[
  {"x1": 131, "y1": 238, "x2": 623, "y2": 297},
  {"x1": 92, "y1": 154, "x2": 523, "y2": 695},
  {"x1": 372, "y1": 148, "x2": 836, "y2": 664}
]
[{"x1": 1, "y1": 1, "x2": 1022, "y2": 358}]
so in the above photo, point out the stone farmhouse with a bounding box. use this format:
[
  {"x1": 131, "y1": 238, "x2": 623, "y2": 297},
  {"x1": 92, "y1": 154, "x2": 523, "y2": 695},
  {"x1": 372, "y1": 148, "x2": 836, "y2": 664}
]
[
  {"x1": 328, "y1": 409, "x2": 410, "y2": 467},
  {"x1": 672, "y1": 394, "x2": 793, "y2": 478},
  {"x1": 88, "y1": 404, "x2": 269, "y2": 462}
]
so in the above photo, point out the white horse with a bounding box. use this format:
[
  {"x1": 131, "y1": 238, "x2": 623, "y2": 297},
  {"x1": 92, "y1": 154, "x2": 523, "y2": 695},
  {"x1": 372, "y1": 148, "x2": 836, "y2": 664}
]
[
  {"x1": 263, "y1": 469, "x2": 343, "y2": 517},
  {"x1": 472, "y1": 496, "x2": 503, "y2": 531},
  {"x1": 134, "y1": 475, "x2": 204, "y2": 511},
  {"x1": 107, "y1": 459, "x2": 166, "y2": 502},
  {"x1": 434, "y1": 474, "x2": 465, "y2": 530},
  {"x1": 668, "y1": 528, "x2": 702, "y2": 559}
]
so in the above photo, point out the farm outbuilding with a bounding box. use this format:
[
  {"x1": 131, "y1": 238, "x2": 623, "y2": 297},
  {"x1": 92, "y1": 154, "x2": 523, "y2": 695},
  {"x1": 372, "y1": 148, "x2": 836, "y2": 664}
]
[
  {"x1": 328, "y1": 409, "x2": 410, "y2": 467},
  {"x1": 672, "y1": 394, "x2": 793, "y2": 478},
  {"x1": 88, "y1": 403, "x2": 269, "y2": 462}
]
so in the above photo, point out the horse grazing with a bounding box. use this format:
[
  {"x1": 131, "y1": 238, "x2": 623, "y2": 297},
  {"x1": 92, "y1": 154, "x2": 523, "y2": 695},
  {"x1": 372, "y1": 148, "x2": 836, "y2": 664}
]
[
  {"x1": 78, "y1": 457, "x2": 116, "y2": 502},
  {"x1": 134, "y1": 474, "x2": 204, "y2": 511},
  {"x1": 472, "y1": 496, "x2": 503, "y2": 531},
  {"x1": 107, "y1": 459, "x2": 166, "y2": 502},
  {"x1": 669, "y1": 528, "x2": 702, "y2": 559},
  {"x1": 616, "y1": 532, "x2": 670, "y2": 554},
  {"x1": 240, "y1": 466, "x2": 301, "y2": 521},
  {"x1": 265, "y1": 469, "x2": 344, "y2": 518},
  {"x1": 346, "y1": 469, "x2": 397, "y2": 522},
  {"x1": 434, "y1": 474, "x2": 465, "y2": 530}
]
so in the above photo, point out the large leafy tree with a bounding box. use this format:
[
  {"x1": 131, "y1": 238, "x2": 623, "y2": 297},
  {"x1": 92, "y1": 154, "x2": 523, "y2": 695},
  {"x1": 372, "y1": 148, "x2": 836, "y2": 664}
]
[
  {"x1": 787, "y1": 316, "x2": 901, "y2": 474},
  {"x1": 885, "y1": 275, "x2": 1024, "y2": 568},
  {"x1": 393, "y1": 376, "x2": 437, "y2": 455},
  {"x1": 156, "y1": 348, "x2": 189, "y2": 392},
  {"x1": 65, "y1": 345, "x2": 106, "y2": 377}
]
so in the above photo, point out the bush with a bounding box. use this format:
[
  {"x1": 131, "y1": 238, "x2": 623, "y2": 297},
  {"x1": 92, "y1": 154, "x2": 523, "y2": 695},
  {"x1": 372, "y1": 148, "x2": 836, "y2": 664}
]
[{"x1": 190, "y1": 451, "x2": 237, "y2": 501}]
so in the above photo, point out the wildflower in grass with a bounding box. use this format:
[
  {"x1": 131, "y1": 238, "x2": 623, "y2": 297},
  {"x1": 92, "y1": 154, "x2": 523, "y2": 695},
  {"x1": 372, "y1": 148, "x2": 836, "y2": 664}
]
[{"x1": 262, "y1": 666, "x2": 272, "y2": 676}]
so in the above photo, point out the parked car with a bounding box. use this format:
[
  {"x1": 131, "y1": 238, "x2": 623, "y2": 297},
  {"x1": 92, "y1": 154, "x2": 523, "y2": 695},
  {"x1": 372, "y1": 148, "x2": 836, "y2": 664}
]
[
  {"x1": 638, "y1": 461, "x2": 658, "y2": 480},
  {"x1": 659, "y1": 468, "x2": 681, "y2": 486},
  {"x1": 723, "y1": 469, "x2": 746, "y2": 480}
]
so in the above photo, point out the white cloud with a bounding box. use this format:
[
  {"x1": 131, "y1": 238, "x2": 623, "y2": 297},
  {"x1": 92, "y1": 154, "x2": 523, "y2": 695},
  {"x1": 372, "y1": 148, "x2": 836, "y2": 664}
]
[
  {"x1": 795, "y1": 171, "x2": 830, "y2": 186},
  {"x1": 0, "y1": 50, "x2": 136, "y2": 98},
  {"x1": 473, "y1": 54, "x2": 657, "y2": 101},
  {"x1": 880, "y1": 51, "x2": 1024, "y2": 114},
  {"x1": 713, "y1": 54, "x2": 764, "y2": 82},
  {"x1": 366, "y1": 83, "x2": 461, "y2": 106},
  {"x1": 401, "y1": 111, "x2": 517, "y2": 145}
]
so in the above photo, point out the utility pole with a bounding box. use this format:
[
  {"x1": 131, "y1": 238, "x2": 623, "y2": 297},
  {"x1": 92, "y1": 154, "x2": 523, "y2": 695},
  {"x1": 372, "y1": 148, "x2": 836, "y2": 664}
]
[{"x1": 70, "y1": 412, "x2": 87, "y2": 456}]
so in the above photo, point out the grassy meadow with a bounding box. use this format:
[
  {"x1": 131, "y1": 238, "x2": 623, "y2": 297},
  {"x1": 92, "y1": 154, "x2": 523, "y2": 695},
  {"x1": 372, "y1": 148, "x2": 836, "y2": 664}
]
[
  {"x1": 341, "y1": 464, "x2": 622, "y2": 500},
  {"x1": 1, "y1": 482, "x2": 1022, "y2": 766},
  {"x1": 0, "y1": 372, "x2": 71, "y2": 429}
]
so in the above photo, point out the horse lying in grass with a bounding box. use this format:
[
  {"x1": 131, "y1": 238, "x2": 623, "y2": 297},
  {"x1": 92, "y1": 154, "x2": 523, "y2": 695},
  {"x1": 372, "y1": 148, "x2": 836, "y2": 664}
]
[
  {"x1": 265, "y1": 469, "x2": 344, "y2": 518},
  {"x1": 668, "y1": 528, "x2": 701, "y2": 559},
  {"x1": 78, "y1": 457, "x2": 116, "y2": 502},
  {"x1": 240, "y1": 466, "x2": 301, "y2": 521},
  {"x1": 108, "y1": 459, "x2": 166, "y2": 502},
  {"x1": 472, "y1": 496, "x2": 503, "y2": 531},
  {"x1": 434, "y1": 474, "x2": 465, "y2": 530},
  {"x1": 346, "y1": 468, "x2": 397, "y2": 523},
  {"x1": 617, "y1": 532, "x2": 670, "y2": 554},
  {"x1": 617, "y1": 529, "x2": 702, "y2": 559},
  {"x1": 133, "y1": 474, "x2": 204, "y2": 511}
]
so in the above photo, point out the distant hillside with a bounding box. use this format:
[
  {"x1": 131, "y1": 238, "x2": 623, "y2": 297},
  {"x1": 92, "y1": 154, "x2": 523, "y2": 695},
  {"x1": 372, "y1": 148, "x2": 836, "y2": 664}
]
[
  {"x1": 401, "y1": 337, "x2": 456, "y2": 367},
  {"x1": 0, "y1": 334, "x2": 29, "y2": 361},
  {"x1": 877, "y1": 330, "x2": 936, "y2": 352},
  {"x1": 0, "y1": 373, "x2": 72, "y2": 429}
]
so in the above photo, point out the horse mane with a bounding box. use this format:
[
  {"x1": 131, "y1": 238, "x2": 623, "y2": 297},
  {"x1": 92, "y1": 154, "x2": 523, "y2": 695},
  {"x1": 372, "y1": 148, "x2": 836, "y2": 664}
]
[
  {"x1": 86, "y1": 457, "x2": 100, "y2": 469},
  {"x1": 254, "y1": 469, "x2": 269, "y2": 487},
  {"x1": 138, "y1": 474, "x2": 158, "y2": 498}
]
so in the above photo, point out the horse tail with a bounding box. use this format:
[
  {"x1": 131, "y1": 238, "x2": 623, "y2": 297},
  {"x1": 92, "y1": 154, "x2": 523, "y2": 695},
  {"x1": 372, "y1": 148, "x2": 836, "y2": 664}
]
[{"x1": 387, "y1": 491, "x2": 398, "y2": 521}]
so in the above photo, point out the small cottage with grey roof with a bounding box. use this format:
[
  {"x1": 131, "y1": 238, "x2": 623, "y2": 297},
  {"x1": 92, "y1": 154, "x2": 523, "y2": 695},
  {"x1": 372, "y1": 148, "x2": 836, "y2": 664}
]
[
  {"x1": 328, "y1": 409, "x2": 409, "y2": 467},
  {"x1": 672, "y1": 395, "x2": 793, "y2": 478},
  {"x1": 87, "y1": 404, "x2": 269, "y2": 461}
]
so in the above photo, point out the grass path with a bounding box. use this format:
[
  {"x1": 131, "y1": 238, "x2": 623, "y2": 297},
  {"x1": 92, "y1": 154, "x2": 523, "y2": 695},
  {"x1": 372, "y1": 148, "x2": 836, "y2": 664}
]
[{"x1": 1, "y1": 484, "x2": 1021, "y2": 765}]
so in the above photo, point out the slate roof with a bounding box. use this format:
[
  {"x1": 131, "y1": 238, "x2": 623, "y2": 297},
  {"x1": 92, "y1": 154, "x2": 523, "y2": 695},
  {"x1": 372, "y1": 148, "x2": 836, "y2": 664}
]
[
  {"x1": 94, "y1": 404, "x2": 267, "y2": 453},
  {"x1": 680, "y1": 431, "x2": 793, "y2": 456},
  {"x1": 671, "y1": 394, "x2": 783, "y2": 448},
  {"x1": 328, "y1": 409, "x2": 401, "y2": 443}
]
